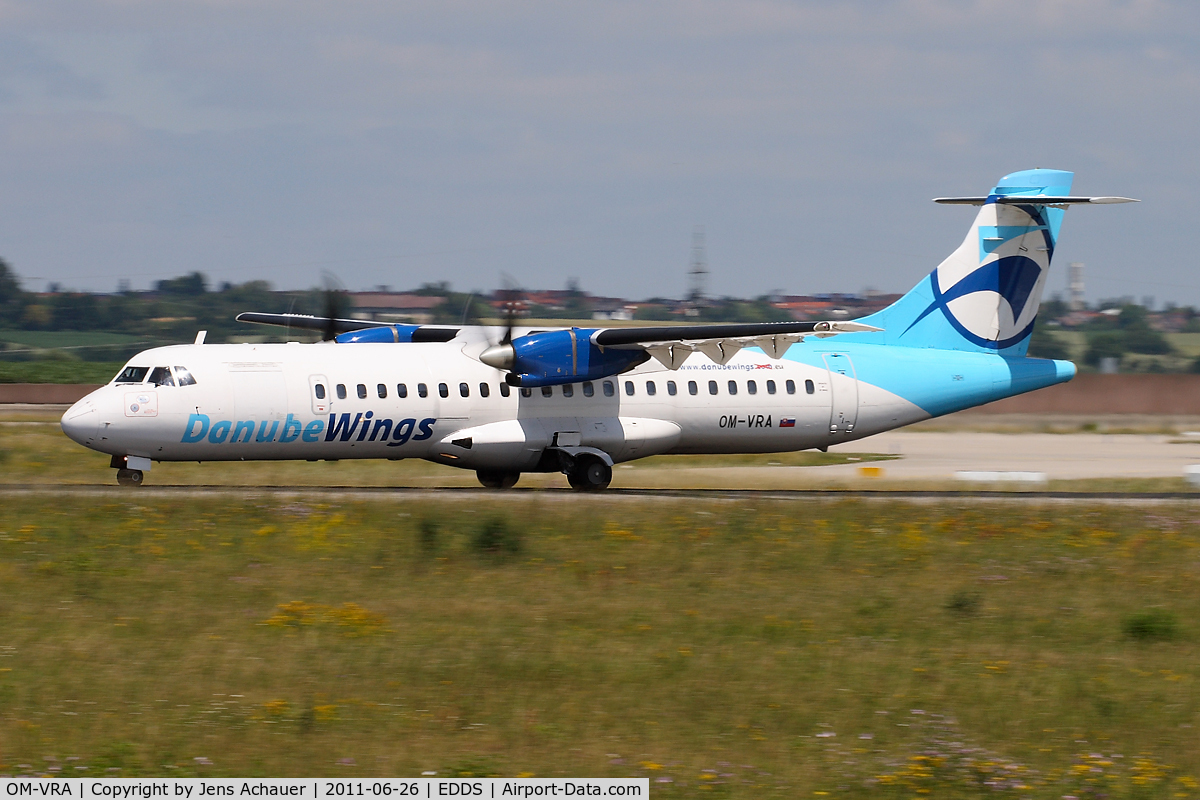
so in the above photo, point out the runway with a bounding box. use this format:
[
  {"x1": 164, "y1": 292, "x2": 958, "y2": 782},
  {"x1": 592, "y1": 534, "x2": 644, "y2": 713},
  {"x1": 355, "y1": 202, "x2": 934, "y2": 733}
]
[
  {"x1": 4, "y1": 426, "x2": 1200, "y2": 495},
  {"x1": 815, "y1": 430, "x2": 1200, "y2": 481}
]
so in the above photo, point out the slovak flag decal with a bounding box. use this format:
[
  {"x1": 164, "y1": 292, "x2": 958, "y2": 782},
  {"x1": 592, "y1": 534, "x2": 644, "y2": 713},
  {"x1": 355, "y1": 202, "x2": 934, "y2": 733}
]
[{"x1": 779, "y1": 417, "x2": 796, "y2": 428}]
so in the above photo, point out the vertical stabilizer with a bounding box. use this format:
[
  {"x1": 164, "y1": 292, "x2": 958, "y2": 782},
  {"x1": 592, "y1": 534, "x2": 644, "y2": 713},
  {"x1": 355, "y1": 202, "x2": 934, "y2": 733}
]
[{"x1": 854, "y1": 169, "x2": 1075, "y2": 355}]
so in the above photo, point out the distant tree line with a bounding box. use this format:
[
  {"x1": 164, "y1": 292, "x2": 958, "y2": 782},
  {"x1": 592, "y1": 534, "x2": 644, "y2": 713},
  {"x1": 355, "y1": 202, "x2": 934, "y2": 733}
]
[
  {"x1": 1028, "y1": 303, "x2": 1180, "y2": 370},
  {"x1": 0, "y1": 260, "x2": 321, "y2": 361},
  {"x1": 3, "y1": 257, "x2": 1200, "y2": 373}
]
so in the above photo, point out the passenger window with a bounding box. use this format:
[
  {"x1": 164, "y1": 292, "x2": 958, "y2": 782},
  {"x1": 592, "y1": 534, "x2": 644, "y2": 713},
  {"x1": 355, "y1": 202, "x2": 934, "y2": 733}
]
[
  {"x1": 728, "y1": 380, "x2": 738, "y2": 396},
  {"x1": 357, "y1": 383, "x2": 368, "y2": 399},
  {"x1": 805, "y1": 379, "x2": 815, "y2": 394},
  {"x1": 562, "y1": 384, "x2": 574, "y2": 398},
  {"x1": 521, "y1": 387, "x2": 532, "y2": 398},
  {"x1": 667, "y1": 380, "x2": 677, "y2": 396},
  {"x1": 377, "y1": 384, "x2": 387, "y2": 399},
  {"x1": 646, "y1": 381, "x2": 656, "y2": 396},
  {"x1": 708, "y1": 380, "x2": 718, "y2": 395},
  {"x1": 418, "y1": 383, "x2": 428, "y2": 398},
  {"x1": 438, "y1": 383, "x2": 449, "y2": 398},
  {"x1": 603, "y1": 381, "x2": 615, "y2": 397},
  {"x1": 500, "y1": 384, "x2": 511, "y2": 397},
  {"x1": 747, "y1": 380, "x2": 757, "y2": 395},
  {"x1": 337, "y1": 384, "x2": 347, "y2": 400},
  {"x1": 624, "y1": 381, "x2": 634, "y2": 396},
  {"x1": 149, "y1": 366, "x2": 174, "y2": 387},
  {"x1": 541, "y1": 386, "x2": 553, "y2": 398},
  {"x1": 460, "y1": 382, "x2": 469, "y2": 398},
  {"x1": 315, "y1": 383, "x2": 326, "y2": 400},
  {"x1": 688, "y1": 380, "x2": 698, "y2": 396},
  {"x1": 115, "y1": 366, "x2": 149, "y2": 384},
  {"x1": 479, "y1": 383, "x2": 490, "y2": 398},
  {"x1": 767, "y1": 380, "x2": 776, "y2": 395},
  {"x1": 398, "y1": 383, "x2": 408, "y2": 398},
  {"x1": 786, "y1": 379, "x2": 796, "y2": 395},
  {"x1": 173, "y1": 367, "x2": 197, "y2": 386},
  {"x1": 582, "y1": 381, "x2": 594, "y2": 397}
]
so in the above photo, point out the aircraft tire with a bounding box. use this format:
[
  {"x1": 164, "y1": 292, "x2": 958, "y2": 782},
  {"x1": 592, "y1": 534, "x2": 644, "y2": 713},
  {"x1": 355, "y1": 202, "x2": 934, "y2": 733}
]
[
  {"x1": 476, "y1": 469, "x2": 519, "y2": 490},
  {"x1": 569, "y1": 458, "x2": 612, "y2": 492},
  {"x1": 116, "y1": 468, "x2": 144, "y2": 487}
]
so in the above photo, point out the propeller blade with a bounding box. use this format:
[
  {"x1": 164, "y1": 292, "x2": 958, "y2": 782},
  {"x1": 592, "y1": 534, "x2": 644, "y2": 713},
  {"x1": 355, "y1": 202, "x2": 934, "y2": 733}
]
[
  {"x1": 320, "y1": 272, "x2": 347, "y2": 342},
  {"x1": 497, "y1": 274, "x2": 521, "y2": 347}
]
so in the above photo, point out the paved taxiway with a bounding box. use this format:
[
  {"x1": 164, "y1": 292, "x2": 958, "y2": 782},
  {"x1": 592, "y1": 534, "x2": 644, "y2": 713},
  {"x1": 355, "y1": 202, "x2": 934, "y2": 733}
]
[
  {"x1": 825, "y1": 431, "x2": 1200, "y2": 481},
  {"x1": 608, "y1": 431, "x2": 1200, "y2": 489}
]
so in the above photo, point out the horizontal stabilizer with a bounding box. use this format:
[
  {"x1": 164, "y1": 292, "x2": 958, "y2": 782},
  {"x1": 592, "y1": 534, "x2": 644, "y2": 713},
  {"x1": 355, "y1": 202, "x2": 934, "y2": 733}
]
[{"x1": 934, "y1": 196, "x2": 1139, "y2": 206}]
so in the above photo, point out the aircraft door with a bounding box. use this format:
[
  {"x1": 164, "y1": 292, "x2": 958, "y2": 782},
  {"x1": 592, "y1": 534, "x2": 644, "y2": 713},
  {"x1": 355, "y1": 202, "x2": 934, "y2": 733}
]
[
  {"x1": 309, "y1": 374, "x2": 330, "y2": 415},
  {"x1": 821, "y1": 353, "x2": 858, "y2": 434}
]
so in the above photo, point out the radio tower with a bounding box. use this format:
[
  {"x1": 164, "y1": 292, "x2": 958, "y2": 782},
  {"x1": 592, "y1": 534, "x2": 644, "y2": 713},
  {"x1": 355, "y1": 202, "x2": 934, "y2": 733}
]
[{"x1": 687, "y1": 225, "x2": 708, "y2": 304}]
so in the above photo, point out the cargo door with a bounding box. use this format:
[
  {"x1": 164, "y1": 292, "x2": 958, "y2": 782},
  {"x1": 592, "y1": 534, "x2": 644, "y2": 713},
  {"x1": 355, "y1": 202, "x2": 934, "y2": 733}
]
[
  {"x1": 228, "y1": 362, "x2": 289, "y2": 421},
  {"x1": 821, "y1": 353, "x2": 858, "y2": 433}
]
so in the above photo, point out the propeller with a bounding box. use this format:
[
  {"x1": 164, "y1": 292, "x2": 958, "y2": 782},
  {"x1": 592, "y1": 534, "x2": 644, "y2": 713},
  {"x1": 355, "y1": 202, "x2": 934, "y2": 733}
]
[
  {"x1": 320, "y1": 272, "x2": 348, "y2": 342},
  {"x1": 479, "y1": 277, "x2": 522, "y2": 372}
]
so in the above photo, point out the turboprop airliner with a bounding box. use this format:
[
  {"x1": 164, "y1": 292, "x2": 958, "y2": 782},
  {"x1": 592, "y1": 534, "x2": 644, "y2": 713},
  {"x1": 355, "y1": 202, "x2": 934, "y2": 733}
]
[{"x1": 61, "y1": 169, "x2": 1135, "y2": 489}]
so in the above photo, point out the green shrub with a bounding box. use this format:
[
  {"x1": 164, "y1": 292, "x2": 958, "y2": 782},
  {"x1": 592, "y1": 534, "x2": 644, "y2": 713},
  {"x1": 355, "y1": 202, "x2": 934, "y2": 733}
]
[
  {"x1": 472, "y1": 516, "x2": 522, "y2": 558},
  {"x1": 1124, "y1": 609, "x2": 1178, "y2": 641},
  {"x1": 944, "y1": 589, "x2": 980, "y2": 616},
  {"x1": 418, "y1": 517, "x2": 440, "y2": 555}
]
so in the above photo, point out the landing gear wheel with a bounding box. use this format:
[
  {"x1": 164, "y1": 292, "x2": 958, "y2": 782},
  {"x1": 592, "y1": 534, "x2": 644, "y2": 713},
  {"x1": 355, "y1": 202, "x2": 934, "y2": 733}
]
[
  {"x1": 476, "y1": 469, "x2": 519, "y2": 490},
  {"x1": 116, "y1": 468, "x2": 144, "y2": 487},
  {"x1": 568, "y1": 458, "x2": 612, "y2": 492}
]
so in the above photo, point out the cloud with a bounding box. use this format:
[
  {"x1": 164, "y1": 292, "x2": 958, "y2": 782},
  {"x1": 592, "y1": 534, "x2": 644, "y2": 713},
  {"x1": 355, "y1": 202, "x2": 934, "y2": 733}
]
[{"x1": 0, "y1": 0, "x2": 1196, "y2": 301}]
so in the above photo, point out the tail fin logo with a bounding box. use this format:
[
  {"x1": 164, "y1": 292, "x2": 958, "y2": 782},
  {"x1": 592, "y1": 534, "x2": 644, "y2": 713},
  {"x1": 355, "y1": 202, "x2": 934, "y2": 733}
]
[{"x1": 905, "y1": 201, "x2": 1053, "y2": 350}]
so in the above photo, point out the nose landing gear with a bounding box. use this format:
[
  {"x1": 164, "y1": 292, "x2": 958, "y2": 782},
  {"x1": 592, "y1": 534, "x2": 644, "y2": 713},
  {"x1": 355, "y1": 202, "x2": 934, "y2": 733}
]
[
  {"x1": 116, "y1": 468, "x2": 144, "y2": 487},
  {"x1": 110, "y1": 455, "x2": 149, "y2": 487}
]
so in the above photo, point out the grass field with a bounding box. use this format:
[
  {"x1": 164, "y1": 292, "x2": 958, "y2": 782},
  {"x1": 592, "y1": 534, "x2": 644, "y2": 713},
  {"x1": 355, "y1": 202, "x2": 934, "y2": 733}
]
[{"x1": 2, "y1": 493, "x2": 1200, "y2": 799}]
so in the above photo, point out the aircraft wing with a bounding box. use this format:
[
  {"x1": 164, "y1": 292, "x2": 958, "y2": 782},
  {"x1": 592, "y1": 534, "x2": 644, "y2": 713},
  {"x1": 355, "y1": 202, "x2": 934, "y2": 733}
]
[
  {"x1": 237, "y1": 312, "x2": 381, "y2": 333},
  {"x1": 235, "y1": 312, "x2": 460, "y2": 342},
  {"x1": 592, "y1": 319, "x2": 882, "y2": 368}
]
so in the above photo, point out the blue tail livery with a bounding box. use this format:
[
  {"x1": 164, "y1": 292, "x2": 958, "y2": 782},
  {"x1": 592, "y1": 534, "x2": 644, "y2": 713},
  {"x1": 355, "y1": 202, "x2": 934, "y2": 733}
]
[{"x1": 852, "y1": 169, "x2": 1136, "y2": 355}]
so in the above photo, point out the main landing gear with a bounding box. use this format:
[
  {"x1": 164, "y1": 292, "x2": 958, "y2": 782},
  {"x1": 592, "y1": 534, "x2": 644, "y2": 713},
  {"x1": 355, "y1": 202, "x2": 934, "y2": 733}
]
[
  {"x1": 116, "y1": 468, "x2": 144, "y2": 487},
  {"x1": 566, "y1": 457, "x2": 612, "y2": 492},
  {"x1": 476, "y1": 469, "x2": 520, "y2": 490}
]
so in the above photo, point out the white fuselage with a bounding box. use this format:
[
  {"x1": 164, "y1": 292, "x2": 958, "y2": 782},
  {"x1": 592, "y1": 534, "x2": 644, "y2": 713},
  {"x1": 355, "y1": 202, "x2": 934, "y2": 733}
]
[{"x1": 61, "y1": 340, "x2": 927, "y2": 472}]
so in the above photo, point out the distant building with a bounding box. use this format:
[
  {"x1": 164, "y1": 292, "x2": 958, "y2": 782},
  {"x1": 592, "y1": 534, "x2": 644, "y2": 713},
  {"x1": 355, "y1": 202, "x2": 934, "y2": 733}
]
[
  {"x1": 770, "y1": 293, "x2": 900, "y2": 320},
  {"x1": 349, "y1": 293, "x2": 443, "y2": 324}
]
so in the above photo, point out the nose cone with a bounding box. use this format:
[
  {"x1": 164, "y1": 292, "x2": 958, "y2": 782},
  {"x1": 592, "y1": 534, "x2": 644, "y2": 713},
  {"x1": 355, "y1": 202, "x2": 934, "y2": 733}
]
[
  {"x1": 61, "y1": 394, "x2": 101, "y2": 447},
  {"x1": 480, "y1": 343, "x2": 515, "y2": 371}
]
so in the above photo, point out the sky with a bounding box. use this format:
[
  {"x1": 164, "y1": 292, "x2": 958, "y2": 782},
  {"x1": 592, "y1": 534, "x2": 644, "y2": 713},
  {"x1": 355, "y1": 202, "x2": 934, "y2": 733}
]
[{"x1": 1, "y1": 0, "x2": 1198, "y2": 306}]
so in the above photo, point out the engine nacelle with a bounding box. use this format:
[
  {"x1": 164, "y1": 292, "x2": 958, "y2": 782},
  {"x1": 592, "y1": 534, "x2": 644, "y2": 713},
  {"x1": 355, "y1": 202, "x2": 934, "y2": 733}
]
[{"x1": 482, "y1": 329, "x2": 649, "y2": 387}]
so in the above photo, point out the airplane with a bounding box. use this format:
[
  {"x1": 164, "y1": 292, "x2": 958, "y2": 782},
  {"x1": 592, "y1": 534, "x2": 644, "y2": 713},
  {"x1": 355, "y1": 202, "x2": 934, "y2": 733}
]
[{"x1": 60, "y1": 169, "x2": 1136, "y2": 490}]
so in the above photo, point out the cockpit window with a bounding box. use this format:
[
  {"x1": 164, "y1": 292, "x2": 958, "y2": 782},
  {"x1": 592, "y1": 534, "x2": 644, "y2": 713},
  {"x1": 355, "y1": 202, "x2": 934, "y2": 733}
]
[
  {"x1": 173, "y1": 366, "x2": 197, "y2": 386},
  {"x1": 115, "y1": 366, "x2": 149, "y2": 384},
  {"x1": 148, "y1": 366, "x2": 175, "y2": 387}
]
